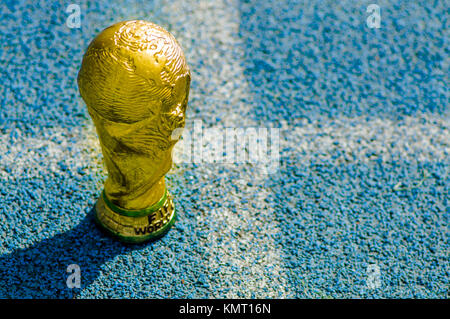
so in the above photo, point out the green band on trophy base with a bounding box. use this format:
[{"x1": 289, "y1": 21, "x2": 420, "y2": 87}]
[
  {"x1": 94, "y1": 190, "x2": 177, "y2": 244},
  {"x1": 102, "y1": 189, "x2": 168, "y2": 217}
]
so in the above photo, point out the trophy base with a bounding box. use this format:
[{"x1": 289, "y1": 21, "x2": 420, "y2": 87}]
[{"x1": 93, "y1": 190, "x2": 176, "y2": 244}]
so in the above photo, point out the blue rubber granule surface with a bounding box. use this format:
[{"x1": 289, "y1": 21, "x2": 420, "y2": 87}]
[{"x1": 0, "y1": 0, "x2": 448, "y2": 298}]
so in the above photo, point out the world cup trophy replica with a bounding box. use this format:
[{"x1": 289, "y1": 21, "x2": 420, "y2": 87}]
[{"x1": 78, "y1": 20, "x2": 190, "y2": 243}]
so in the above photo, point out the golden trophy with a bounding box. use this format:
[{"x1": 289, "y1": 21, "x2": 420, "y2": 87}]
[{"x1": 77, "y1": 20, "x2": 190, "y2": 243}]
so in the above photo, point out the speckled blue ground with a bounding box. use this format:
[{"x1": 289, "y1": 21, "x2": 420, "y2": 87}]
[{"x1": 0, "y1": 0, "x2": 448, "y2": 298}]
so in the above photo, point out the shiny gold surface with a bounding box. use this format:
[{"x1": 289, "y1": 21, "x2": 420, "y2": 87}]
[
  {"x1": 94, "y1": 191, "x2": 176, "y2": 243},
  {"x1": 78, "y1": 20, "x2": 190, "y2": 242}
]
